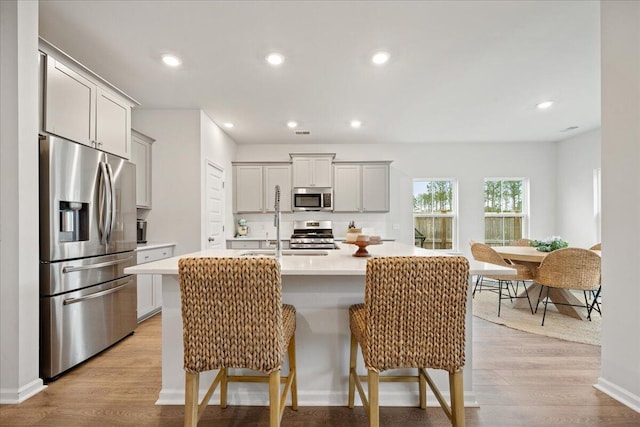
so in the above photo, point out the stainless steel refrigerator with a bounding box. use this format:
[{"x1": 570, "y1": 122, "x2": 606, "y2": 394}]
[{"x1": 39, "y1": 134, "x2": 137, "y2": 380}]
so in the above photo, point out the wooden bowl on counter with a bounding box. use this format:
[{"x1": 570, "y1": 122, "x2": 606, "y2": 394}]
[{"x1": 344, "y1": 239, "x2": 382, "y2": 257}]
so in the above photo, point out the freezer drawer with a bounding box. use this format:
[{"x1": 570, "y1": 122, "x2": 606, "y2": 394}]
[
  {"x1": 40, "y1": 251, "x2": 135, "y2": 296},
  {"x1": 40, "y1": 276, "x2": 137, "y2": 380}
]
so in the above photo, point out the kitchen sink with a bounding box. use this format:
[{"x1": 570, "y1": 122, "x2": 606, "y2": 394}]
[{"x1": 239, "y1": 249, "x2": 329, "y2": 257}]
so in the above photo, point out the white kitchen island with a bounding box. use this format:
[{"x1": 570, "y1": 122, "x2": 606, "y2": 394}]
[{"x1": 124, "y1": 242, "x2": 515, "y2": 408}]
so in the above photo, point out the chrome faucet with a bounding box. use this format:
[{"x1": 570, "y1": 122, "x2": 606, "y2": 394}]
[{"x1": 274, "y1": 185, "x2": 282, "y2": 258}]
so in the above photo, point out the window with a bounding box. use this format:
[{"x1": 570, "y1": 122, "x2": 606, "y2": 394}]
[
  {"x1": 484, "y1": 178, "x2": 528, "y2": 246},
  {"x1": 413, "y1": 179, "x2": 457, "y2": 251}
]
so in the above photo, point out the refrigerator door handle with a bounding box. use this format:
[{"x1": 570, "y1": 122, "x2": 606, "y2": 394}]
[
  {"x1": 61, "y1": 255, "x2": 134, "y2": 273},
  {"x1": 98, "y1": 162, "x2": 108, "y2": 244},
  {"x1": 98, "y1": 161, "x2": 113, "y2": 244},
  {"x1": 62, "y1": 279, "x2": 133, "y2": 305},
  {"x1": 106, "y1": 163, "x2": 117, "y2": 243}
]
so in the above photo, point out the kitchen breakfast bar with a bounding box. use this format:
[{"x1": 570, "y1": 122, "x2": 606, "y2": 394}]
[{"x1": 124, "y1": 242, "x2": 515, "y2": 408}]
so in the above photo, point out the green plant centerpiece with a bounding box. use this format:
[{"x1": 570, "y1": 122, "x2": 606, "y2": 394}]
[{"x1": 530, "y1": 236, "x2": 568, "y2": 252}]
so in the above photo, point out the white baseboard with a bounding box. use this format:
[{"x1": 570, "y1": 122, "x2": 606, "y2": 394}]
[
  {"x1": 594, "y1": 377, "x2": 640, "y2": 413},
  {"x1": 0, "y1": 378, "x2": 46, "y2": 404},
  {"x1": 156, "y1": 388, "x2": 479, "y2": 408}
]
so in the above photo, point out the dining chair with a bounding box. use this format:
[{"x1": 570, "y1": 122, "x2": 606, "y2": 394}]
[
  {"x1": 347, "y1": 256, "x2": 469, "y2": 427},
  {"x1": 469, "y1": 242, "x2": 534, "y2": 316},
  {"x1": 533, "y1": 248, "x2": 601, "y2": 326},
  {"x1": 178, "y1": 257, "x2": 298, "y2": 427},
  {"x1": 414, "y1": 228, "x2": 426, "y2": 248},
  {"x1": 587, "y1": 243, "x2": 602, "y2": 313}
]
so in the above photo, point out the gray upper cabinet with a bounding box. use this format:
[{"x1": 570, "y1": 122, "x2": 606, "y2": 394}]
[
  {"x1": 233, "y1": 163, "x2": 292, "y2": 213},
  {"x1": 234, "y1": 165, "x2": 264, "y2": 213},
  {"x1": 130, "y1": 129, "x2": 154, "y2": 209},
  {"x1": 361, "y1": 163, "x2": 390, "y2": 212},
  {"x1": 44, "y1": 57, "x2": 96, "y2": 146},
  {"x1": 333, "y1": 162, "x2": 391, "y2": 212},
  {"x1": 264, "y1": 164, "x2": 292, "y2": 213},
  {"x1": 290, "y1": 154, "x2": 334, "y2": 187},
  {"x1": 40, "y1": 38, "x2": 138, "y2": 159},
  {"x1": 96, "y1": 87, "x2": 132, "y2": 158},
  {"x1": 333, "y1": 164, "x2": 361, "y2": 212}
]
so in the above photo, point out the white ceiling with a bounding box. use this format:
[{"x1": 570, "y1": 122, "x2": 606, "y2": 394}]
[{"x1": 39, "y1": 1, "x2": 601, "y2": 145}]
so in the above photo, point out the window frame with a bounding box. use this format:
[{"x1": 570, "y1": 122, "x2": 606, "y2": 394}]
[
  {"x1": 413, "y1": 178, "x2": 459, "y2": 252},
  {"x1": 594, "y1": 168, "x2": 601, "y2": 242},
  {"x1": 483, "y1": 177, "x2": 530, "y2": 246}
]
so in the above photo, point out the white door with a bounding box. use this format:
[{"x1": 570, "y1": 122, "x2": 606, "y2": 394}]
[{"x1": 205, "y1": 161, "x2": 224, "y2": 249}]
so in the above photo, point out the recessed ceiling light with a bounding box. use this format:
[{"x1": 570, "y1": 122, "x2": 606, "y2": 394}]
[
  {"x1": 223, "y1": 122, "x2": 234, "y2": 129},
  {"x1": 287, "y1": 121, "x2": 298, "y2": 129},
  {"x1": 372, "y1": 51, "x2": 390, "y2": 65},
  {"x1": 536, "y1": 101, "x2": 554, "y2": 110},
  {"x1": 162, "y1": 54, "x2": 182, "y2": 67},
  {"x1": 266, "y1": 53, "x2": 285, "y2": 66},
  {"x1": 350, "y1": 120, "x2": 362, "y2": 129}
]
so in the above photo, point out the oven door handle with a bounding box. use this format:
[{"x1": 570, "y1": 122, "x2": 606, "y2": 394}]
[
  {"x1": 62, "y1": 255, "x2": 133, "y2": 273},
  {"x1": 63, "y1": 280, "x2": 132, "y2": 306}
]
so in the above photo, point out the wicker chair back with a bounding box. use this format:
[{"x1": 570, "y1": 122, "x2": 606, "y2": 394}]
[
  {"x1": 534, "y1": 248, "x2": 601, "y2": 291},
  {"x1": 362, "y1": 256, "x2": 469, "y2": 372},
  {"x1": 178, "y1": 257, "x2": 285, "y2": 374}
]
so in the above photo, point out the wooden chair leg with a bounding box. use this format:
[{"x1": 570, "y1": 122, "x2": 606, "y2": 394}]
[
  {"x1": 220, "y1": 368, "x2": 228, "y2": 409},
  {"x1": 184, "y1": 371, "x2": 199, "y2": 427},
  {"x1": 269, "y1": 370, "x2": 281, "y2": 427},
  {"x1": 288, "y1": 335, "x2": 298, "y2": 410},
  {"x1": 348, "y1": 332, "x2": 358, "y2": 408},
  {"x1": 449, "y1": 370, "x2": 465, "y2": 427},
  {"x1": 419, "y1": 368, "x2": 427, "y2": 409},
  {"x1": 368, "y1": 369, "x2": 379, "y2": 427}
]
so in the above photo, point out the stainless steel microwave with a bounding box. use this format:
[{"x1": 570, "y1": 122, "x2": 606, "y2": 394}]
[{"x1": 292, "y1": 187, "x2": 333, "y2": 211}]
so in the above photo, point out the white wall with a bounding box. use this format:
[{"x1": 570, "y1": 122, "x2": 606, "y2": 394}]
[
  {"x1": 132, "y1": 110, "x2": 203, "y2": 255},
  {"x1": 556, "y1": 128, "x2": 601, "y2": 248},
  {"x1": 132, "y1": 109, "x2": 238, "y2": 255},
  {"x1": 0, "y1": 0, "x2": 45, "y2": 403},
  {"x1": 200, "y1": 111, "x2": 237, "y2": 249},
  {"x1": 235, "y1": 141, "x2": 558, "y2": 256},
  {"x1": 596, "y1": 0, "x2": 640, "y2": 412}
]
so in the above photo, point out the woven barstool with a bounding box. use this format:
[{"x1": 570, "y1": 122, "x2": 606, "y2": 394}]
[
  {"x1": 178, "y1": 257, "x2": 297, "y2": 427},
  {"x1": 348, "y1": 256, "x2": 470, "y2": 427},
  {"x1": 470, "y1": 242, "x2": 534, "y2": 316}
]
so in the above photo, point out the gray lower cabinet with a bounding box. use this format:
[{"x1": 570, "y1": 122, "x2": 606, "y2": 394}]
[{"x1": 136, "y1": 244, "x2": 174, "y2": 322}]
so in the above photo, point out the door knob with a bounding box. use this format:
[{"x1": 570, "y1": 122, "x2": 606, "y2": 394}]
[{"x1": 208, "y1": 237, "x2": 215, "y2": 242}]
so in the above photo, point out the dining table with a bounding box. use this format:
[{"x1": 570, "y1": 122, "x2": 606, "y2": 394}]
[{"x1": 492, "y1": 246, "x2": 601, "y2": 320}]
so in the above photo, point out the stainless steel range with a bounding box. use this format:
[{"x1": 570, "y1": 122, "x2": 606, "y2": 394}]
[{"x1": 290, "y1": 220, "x2": 335, "y2": 249}]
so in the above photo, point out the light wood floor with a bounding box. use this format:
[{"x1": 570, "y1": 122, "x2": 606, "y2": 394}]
[{"x1": 1, "y1": 314, "x2": 638, "y2": 426}]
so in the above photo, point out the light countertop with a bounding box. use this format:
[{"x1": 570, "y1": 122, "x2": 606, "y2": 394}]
[
  {"x1": 135, "y1": 242, "x2": 177, "y2": 251},
  {"x1": 125, "y1": 241, "x2": 514, "y2": 277}
]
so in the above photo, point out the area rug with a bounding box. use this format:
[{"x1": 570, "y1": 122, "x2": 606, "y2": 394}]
[{"x1": 472, "y1": 286, "x2": 601, "y2": 346}]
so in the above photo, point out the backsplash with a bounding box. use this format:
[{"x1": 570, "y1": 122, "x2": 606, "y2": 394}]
[{"x1": 231, "y1": 212, "x2": 396, "y2": 240}]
